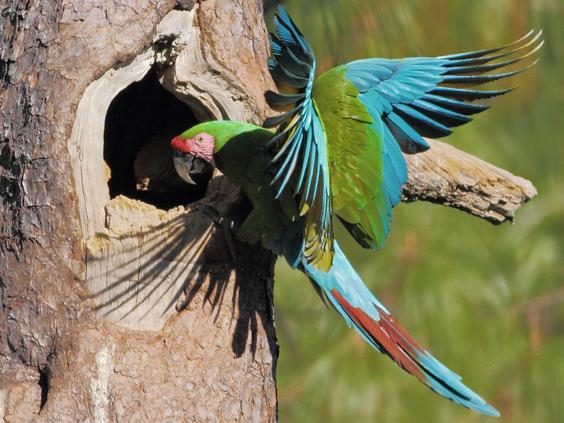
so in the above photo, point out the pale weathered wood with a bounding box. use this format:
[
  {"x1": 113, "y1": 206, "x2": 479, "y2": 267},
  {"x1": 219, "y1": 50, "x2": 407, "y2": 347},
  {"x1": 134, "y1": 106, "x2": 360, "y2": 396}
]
[{"x1": 403, "y1": 139, "x2": 537, "y2": 224}]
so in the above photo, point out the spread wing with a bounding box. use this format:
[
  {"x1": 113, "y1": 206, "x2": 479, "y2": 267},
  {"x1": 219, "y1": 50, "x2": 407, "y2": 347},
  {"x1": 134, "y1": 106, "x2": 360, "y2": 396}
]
[
  {"x1": 266, "y1": 5, "x2": 542, "y2": 254},
  {"x1": 316, "y1": 30, "x2": 542, "y2": 250},
  {"x1": 265, "y1": 6, "x2": 333, "y2": 271},
  {"x1": 345, "y1": 30, "x2": 543, "y2": 154}
]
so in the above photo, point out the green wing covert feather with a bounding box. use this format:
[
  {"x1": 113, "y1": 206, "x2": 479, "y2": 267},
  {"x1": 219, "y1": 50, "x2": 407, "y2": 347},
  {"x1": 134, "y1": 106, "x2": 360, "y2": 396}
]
[{"x1": 313, "y1": 67, "x2": 407, "y2": 249}]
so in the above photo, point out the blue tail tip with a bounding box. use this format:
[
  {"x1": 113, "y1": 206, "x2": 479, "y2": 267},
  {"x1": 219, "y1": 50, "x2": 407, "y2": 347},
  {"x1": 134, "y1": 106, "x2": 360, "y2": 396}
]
[{"x1": 480, "y1": 403, "x2": 501, "y2": 418}]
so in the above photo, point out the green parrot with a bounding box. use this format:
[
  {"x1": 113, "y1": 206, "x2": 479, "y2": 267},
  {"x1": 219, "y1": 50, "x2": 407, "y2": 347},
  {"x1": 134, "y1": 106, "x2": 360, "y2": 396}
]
[{"x1": 171, "y1": 6, "x2": 542, "y2": 416}]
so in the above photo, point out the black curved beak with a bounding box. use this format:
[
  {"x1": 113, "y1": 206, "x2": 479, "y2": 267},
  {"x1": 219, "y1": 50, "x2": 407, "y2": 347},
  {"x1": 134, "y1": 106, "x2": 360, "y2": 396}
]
[{"x1": 173, "y1": 151, "x2": 214, "y2": 186}]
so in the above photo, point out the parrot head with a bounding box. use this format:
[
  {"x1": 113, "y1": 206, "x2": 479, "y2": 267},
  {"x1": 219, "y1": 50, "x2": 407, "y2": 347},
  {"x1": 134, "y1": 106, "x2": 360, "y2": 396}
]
[{"x1": 171, "y1": 127, "x2": 216, "y2": 185}]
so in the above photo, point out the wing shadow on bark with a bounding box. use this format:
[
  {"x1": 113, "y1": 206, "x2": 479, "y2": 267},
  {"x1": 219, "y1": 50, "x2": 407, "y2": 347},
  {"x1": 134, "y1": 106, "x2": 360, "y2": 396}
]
[{"x1": 86, "y1": 187, "x2": 276, "y2": 360}]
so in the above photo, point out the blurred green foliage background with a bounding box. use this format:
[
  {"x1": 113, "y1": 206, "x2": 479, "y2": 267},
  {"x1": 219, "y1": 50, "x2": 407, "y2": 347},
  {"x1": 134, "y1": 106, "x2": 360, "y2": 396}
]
[{"x1": 269, "y1": 1, "x2": 564, "y2": 422}]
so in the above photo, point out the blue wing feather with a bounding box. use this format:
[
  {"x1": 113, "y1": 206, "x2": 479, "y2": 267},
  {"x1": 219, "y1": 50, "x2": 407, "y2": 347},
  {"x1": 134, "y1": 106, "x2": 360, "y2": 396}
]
[
  {"x1": 345, "y1": 29, "x2": 542, "y2": 153},
  {"x1": 266, "y1": 5, "x2": 541, "y2": 263},
  {"x1": 265, "y1": 6, "x2": 334, "y2": 270}
]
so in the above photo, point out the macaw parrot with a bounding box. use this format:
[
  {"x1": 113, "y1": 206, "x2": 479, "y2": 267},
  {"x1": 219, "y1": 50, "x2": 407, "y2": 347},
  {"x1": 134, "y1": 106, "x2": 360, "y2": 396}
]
[{"x1": 171, "y1": 6, "x2": 542, "y2": 416}]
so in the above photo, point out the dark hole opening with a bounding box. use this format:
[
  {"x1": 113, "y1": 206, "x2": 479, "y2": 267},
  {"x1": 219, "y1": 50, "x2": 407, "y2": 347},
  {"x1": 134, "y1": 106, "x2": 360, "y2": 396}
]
[{"x1": 104, "y1": 68, "x2": 212, "y2": 209}]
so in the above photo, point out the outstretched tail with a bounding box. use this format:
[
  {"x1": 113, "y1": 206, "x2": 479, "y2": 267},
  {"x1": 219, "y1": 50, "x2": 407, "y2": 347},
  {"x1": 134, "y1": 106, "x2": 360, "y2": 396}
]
[{"x1": 300, "y1": 242, "x2": 500, "y2": 417}]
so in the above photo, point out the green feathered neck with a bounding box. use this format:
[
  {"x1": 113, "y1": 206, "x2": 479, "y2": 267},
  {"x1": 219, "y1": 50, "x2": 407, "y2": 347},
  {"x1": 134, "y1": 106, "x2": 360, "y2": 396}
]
[{"x1": 180, "y1": 121, "x2": 270, "y2": 153}]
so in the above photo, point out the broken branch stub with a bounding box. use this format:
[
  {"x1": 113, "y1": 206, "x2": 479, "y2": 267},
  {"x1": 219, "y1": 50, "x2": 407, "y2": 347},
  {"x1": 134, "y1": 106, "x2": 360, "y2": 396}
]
[{"x1": 403, "y1": 139, "x2": 537, "y2": 224}]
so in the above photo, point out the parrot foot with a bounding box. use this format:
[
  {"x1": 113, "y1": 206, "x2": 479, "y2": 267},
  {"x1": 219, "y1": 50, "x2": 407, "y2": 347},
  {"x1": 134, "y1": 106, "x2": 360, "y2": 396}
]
[
  {"x1": 219, "y1": 218, "x2": 238, "y2": 262},
  {"x1": 200, "y1": 204, "x2": 238, "y2": 261}
]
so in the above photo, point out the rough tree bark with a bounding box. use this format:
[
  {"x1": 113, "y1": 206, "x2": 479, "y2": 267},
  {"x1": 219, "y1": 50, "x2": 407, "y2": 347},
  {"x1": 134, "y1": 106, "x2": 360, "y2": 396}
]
[
  {"x1": 0, "y1": 1, "x2": 535, "y2": 422},
  {"x1": 1, "y1": 1, "x2": 278, "y2": 422}
]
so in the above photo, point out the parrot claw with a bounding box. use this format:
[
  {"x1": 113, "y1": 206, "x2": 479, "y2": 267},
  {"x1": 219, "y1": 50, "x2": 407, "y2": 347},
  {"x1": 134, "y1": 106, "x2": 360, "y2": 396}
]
[
  {"x1": 200, "y1": 204, "x2": 238, "y2": 261},
  {"x1": 219, "y1": 217, "x2": 237, "y2": 261}
]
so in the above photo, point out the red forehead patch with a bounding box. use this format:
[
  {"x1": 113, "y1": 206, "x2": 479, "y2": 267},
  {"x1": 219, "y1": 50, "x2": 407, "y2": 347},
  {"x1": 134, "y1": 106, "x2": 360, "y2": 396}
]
[{"x1": 171, "y1": 136, "x2": 192, "y2": 154}]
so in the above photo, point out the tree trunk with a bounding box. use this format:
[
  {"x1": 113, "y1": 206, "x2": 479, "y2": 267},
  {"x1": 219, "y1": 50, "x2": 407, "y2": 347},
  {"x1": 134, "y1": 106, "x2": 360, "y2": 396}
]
[
  {"x1": 0, "y1": 1, "x2": 535, "y2": 422},
  {"x1": 1, "y1": 1, "x2": 278, "y2": 422}
]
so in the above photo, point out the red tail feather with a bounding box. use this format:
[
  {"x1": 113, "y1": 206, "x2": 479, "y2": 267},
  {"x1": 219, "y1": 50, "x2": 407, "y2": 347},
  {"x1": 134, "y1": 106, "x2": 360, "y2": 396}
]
[{"x1": 330, "y1": 289, "x2": 427, "y2": 383}]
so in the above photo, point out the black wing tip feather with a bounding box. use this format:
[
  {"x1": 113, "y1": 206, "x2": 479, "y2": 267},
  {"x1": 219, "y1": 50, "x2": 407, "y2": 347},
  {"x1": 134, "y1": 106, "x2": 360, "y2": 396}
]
[
  {"x1": 345, "y1": 30, "x2": 542, "y2": 154},
  {"x1": 265, "y1": 90, "x2": 306, "y2": 110},
  {"x1": 266, "y1": 5, "x2": 316, "y2": 129},
  {"x1": 411, "y1": 30, "x2": 543, "y2": 138},
  {"x1": 439, "y1": 29, "x2": 542, "y2": 61},
  {"x1": 441, "y1": 29, "x2": 543, "y2": 86},
  {"x1": 272, "y1": 5, "x2": 314, "y2": 61},
  {"x1": 267, "y1": 4, "x2": 315, "y2": 114},
  {"x1": 275, "y1": 5, "x2": 304, "y2": 37}
]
